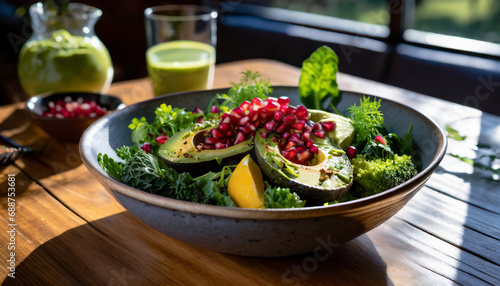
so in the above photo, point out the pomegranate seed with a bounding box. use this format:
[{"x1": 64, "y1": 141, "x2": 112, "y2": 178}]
[
  {"x1": 140, "y1": 142, "x2": 151, "y2": 153},
  {"x1": 210, "y1": 105, "x2": 220, "y2": 113},
  {"x1": 259, "y1": 132, "x2": 267, "y2": 139},
  {"x1": 321, "y1": 121, "x2": 335, "y2": 131},
  {"x1": 296, "y1": 151, "x2": 311, "y2": 163},
  {"x1": 284, "y1": 114, "x2": 296, "y2": 124},
  {"x1": 205, "y1": 137, "x2": 220, "y2": 144},
  {"x1": 240, "y1": 100, "x2": 252, "y2": 111},
  {"x1": 296, "y1": 146, "x2": 305, "y2": 153},
  {"x1": 279, "y1": 104, "x2": 288, "y2": 114},
  {"x1": 277, "y1": 96, "x2": 289, "y2": 106},
  {"x1": 246, "y1": 122, "x2": 257, "y2": 131},
  {"x1": 295, "y1": 106, "x2": 309, "y2": 120},
  {"x1": 290, "y1": 134, "x2": 304, "y2": 145},
  {"x1": 238, "y1": 115, "x2": 250, "y2": 126},
  {"x1": 374, "y1": 135, "x2": 387, "y2": 145},
  {"x1": 286, "y1": 106, "x2": 296, "y2": 115},
  {"x1": 305, "y1": 139, "x2": 314, "y2": 148},
  {"x1": 238, "y1": 125, "x2": 252, "y2": 134},
  {"x1": 234, "y1": 132, "x2": 246, "y2": 145},
  {"x1": 347, "y1": 146, "x2": 357, "y2": 159},
  {"x1": 222, "y1": 114, "x2": 237, "y2": 125},
  {"x1": 248, "y1": 109, "x2": 259, "y2": 121},
  {"x1": 264, "y1": 120, "x2": 276, "y2": 131},
  {"x1": 251, "y1": 98, "x2": 264, "y2": 109},
  {"x1": 282, "y1": 147, "x2": 298, "y2": 160},
  {"x1": 156, "y1": 135, "x2": 169, "y2": 144},
  {"x1": 291, "y1": 122, "x2": 305, "y2": 131},
  {"x1": 274, "y1": 112, "x2": 284, "y2": 122},
  {"x1": 212, "y1": 129, "x2": 223, "y2": 139},
  {"x1": 265, "y1": 100, "x2": 280, "y2": 112},
  {"x1": 312, "y1": 130, "x2": 326, "y2": 138},
  {"x1": 225, "y1": 131, "x2": 233, "y2": 138},
  {"x1": 231, "y1": 107, "x2": 245, "y2": 118},
  {"x1": 276, "y1": 122, "x2": 288, "y2": 134},
  {"x1": 303, "y1": 131, "x2": 311, "y2": 141},
  {"x1": 285, "y1": 140, "x2": 296, "y2": 150},
  {"x1": 304, "y1": 124, "x2": 313, "y2": 132},
  {"x1": 309, "y1": 145, "x2": 319, "y2": 154},
  {"x1": 197, "y1": 117, "x2": 204, "y2": 123},
  {"x1": 258, "y1": 108, "x2": 268, "y2": 120},
  {"x1": 193, "y1": 106, "x2": 202, "y2": 114},
  {"x1": 219, "y1": 123, "x2": 230, "y2": 132},
  {"x1": 282, "y1": 132, "x2": 291, "y2": 140},
  {"x1": 215, "y1": 142, "x2": 227, "y2": 149},
  {"x1": 313, "y1": 123, "x2": 322, "y2": 131}
]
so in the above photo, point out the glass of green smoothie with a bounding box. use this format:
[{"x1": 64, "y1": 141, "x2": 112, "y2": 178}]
[
  {"x1": 18, "y1": 3, "x2": 113, "y2": 97},
  {"x1": 144, "y1": 5, "x2": 217, "y2": 96}
]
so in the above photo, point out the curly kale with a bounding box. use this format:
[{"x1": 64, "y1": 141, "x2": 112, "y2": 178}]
[
  {"x1": 97, "y1": 146, "x2": 236, "y2": 207},
  {"x1": 263, "y1": 183, "x2": 305, "y2": 208},
  {"x1": 351, "y1": 154, "x2": 418, "y2": 198}
]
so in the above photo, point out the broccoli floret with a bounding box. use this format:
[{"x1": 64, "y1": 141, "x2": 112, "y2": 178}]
[
  {"x1": 351, "y1": 154, "x2": 418, "y2": 197},
  {"x1": 264, "y1": 183, "x2": 305, "y2": 208}
]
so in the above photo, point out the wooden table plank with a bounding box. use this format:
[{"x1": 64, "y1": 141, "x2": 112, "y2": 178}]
[{"x1": 1, "y1": 59, "x2": 499, "y2": 285}]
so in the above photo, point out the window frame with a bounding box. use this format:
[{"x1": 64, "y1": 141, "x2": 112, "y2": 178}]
[{"x1": 219, "y1": 0, "x2": 500, "y2": 59}]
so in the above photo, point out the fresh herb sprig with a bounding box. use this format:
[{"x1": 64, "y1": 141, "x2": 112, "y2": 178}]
[
  {"x1": 128, "y1": 104, "x2": 201, "y2": 150},
  {"x1": 207, "y1": 70, "x2": 272, "y2": 111}
]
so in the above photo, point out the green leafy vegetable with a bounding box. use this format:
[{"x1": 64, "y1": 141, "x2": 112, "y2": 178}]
[
  {"x1": 299, "y1": 45, "x2": 340, "y2": 110},
  {"x1": 445, "y1": 124, "x2": 466, "y2": 141},
  {"x1": 97, "y1": 153, "x2": 123, "y2": 181},
  {"x1": 347, "y1": 96, "x2": 384, "y2": 150},
  {"x1": 118, "y1": 146, "x2": 168, "y2": 193},
  {"x1": 263, "y1": 183, "x2": 305, "y2": 208},
  {"x1": 129, "y1": 104, "x2": 200, "y2": 148},
  {"x1": 208, "y1": 70, "x2": 272, "y2": 111},
  {"x1": 99, "y1": 146, "x2": 236, "y2": 206}
]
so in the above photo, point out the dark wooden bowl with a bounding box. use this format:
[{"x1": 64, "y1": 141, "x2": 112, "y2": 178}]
[
  {"x1": 26, "y1": 92, "x2": 125, "y2": 142},
  {"x1": 80, "y1": 87, "x2": 447, "y2": 257}
]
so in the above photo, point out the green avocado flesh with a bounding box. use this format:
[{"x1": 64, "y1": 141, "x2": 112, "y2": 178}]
[
  {"x1": 255, "y1": 131, "x2": 353, "y2": 203},
  {"x1": 254, "y1": 111, "x2": 355, "y2": 204},
  {"x1": 159, "y1": 121, "x2": 253, "y2": 176},
  {"x1": 308, "y1": 109, "x2": 355, "y2": 151}
]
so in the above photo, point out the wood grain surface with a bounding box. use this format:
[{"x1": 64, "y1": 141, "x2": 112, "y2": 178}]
[{"x1": 1, "y1": 59, "x2": 499, "y2": 285}]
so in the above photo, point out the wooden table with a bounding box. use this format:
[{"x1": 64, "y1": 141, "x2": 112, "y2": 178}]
[{"x1": 1, "y1": 59, "x2": 499, "y2": 285}]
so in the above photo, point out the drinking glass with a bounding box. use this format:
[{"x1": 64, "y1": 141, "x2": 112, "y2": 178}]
[{"x1": 144, "y1": 5, "x2": 217, "y2": 96}]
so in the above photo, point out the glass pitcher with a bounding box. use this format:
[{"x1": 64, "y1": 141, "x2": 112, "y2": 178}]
[{"x1": 18, "y1": 2, "x2": 113, "y2": 96}]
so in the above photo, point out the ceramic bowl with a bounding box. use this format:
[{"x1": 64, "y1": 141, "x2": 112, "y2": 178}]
[
  {"x1": 26, "y1": 92, "x2": 125, "y2": 142},
  {"x1": 80, "y1": 87, "x2": 447, "y2": 257}
]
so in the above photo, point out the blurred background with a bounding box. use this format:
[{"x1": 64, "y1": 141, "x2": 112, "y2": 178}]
[{"x1": 1, "y1": 0, "x2": 499, "y2": 114}]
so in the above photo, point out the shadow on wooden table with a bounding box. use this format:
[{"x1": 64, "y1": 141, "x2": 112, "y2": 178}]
[
  {"x1": 0, "y1": 107, "x2": 84, "y2": 181},
  {"x1": 7, "y1": 212, "x2": 393, "y2": 285}
]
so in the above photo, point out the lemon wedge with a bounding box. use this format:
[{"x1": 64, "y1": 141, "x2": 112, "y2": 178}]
[{"x1": 228, "y1": 154, "x2": 265, "y2": 209}]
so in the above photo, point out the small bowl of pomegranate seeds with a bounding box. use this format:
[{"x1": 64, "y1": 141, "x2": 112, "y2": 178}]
[{"x1": 26, "y1": 92, "x2": 125, "y2": 142}]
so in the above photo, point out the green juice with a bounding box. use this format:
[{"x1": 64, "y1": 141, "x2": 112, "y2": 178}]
[
  {"x1": 18, "y1": 30, "x2": 113, "y2": 96},
  {"x1": 146, "y1": 41, "x2": 215, "y2": 96}
]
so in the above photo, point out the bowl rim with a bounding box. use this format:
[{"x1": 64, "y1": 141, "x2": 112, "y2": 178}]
[
  {"x1": 80, "y1": 87, "x2": 447, "y2": 220},
  {"x1": 26, "y1": 92, "x2": 125, "y2": 121}
]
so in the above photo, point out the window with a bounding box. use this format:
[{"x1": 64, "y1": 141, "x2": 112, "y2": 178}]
[{"x1": 236, "y1": 0, "x2": 500, "y2": 57}]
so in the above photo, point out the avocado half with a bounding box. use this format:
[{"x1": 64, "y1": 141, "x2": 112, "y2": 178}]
[
  {"x1": 255, "y1": 111, "x2": 355, "y2": 204},
  {"x1": 159, "y1": 121, "x2": 254, "y2": 177}
]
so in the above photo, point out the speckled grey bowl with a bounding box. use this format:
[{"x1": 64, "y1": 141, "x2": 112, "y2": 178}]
[{"x1": 80, "y1": 87, "x2": 447, "y2": 257}]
